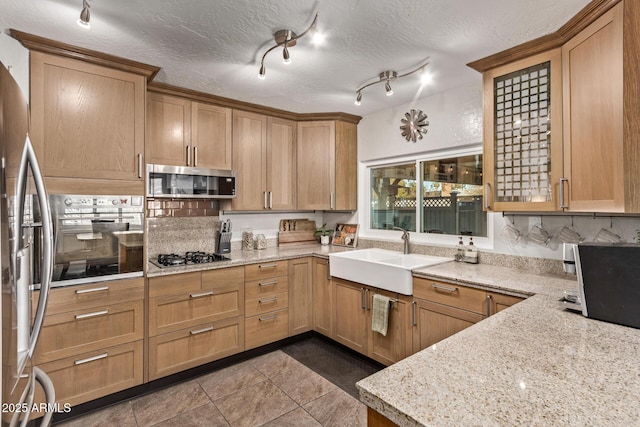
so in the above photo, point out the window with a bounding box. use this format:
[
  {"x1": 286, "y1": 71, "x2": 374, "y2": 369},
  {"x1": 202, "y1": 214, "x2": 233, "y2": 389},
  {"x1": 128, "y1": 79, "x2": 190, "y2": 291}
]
[{"x1": 369, "y1": 152, "x2": 486, "y2": 237}]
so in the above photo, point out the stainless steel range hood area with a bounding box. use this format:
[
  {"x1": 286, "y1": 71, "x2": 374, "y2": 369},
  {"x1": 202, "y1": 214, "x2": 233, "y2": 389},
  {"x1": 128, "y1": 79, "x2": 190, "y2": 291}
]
[{"x1": 147, "y1": 164, "x2": 236, "y2": 199}]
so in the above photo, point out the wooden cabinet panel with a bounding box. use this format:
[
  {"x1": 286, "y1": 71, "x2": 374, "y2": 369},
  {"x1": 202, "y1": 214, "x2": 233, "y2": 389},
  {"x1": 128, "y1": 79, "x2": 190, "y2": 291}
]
[
  {"x1": 245, "y1": 292, "x2": 289, "y2": 317},
  {"x1": 297, "y1": 121, "x2": 335, "y2": 210},
  {"x1": 333, "y1": 278, "x2": 368, "y2": 354},
  {"x1": 34, "y1": 300, "x2": 143, "y2": 364},
  {"x1": 245, "y1": 309, "x2": 289, "y2": 350},
  {"x1": 334, "y1": 121, "x2": 358, "y2": 211},
  {"x1": 244, "y1": 275, "x2": 289, "y2": 300},
  {"x1": 149, "y1": 280, "x2": 243, "y2": 336},
  {"x1": 148, "y1": 317, "x2": 244, "y2": 380},
  {"x1": 232, "y1": 110, "x2": 267, "y2": 210},
  {"x1": 149, "y1": 271, "x2": 201, "y2": 298},
  {"x1": 412, "y1": 299, "x2": 485, "y2": 353},
  {"x1": 36, "y1": 277, "x2": 143, "y2": 315},
  {"x1": 312, "y1": 258, "x2": 333, "y2": 337},
  {"x1": 488, "y1": 292, "x2": 524, "y2": 315},
  {"x1": 413, "y1": 278, "x2": 488, "y2": 315},
  {"x1": 244, "y1": 261, "x2": 288, "y2": 282},
  {"x1": 288, "y1": 257, "x2": 313, "y2": 336},
  {"x1": 368, "y1": 291, "x2": 412, "y2": 366},
  {"x1": 192, "y1": 102, "x2": 232, "y2": 170},
  {"x1": 30, "y1": 51, "x2": 145, "y2": 183},
  {"x1": 35, "y1": 341, "x2": 143, "y2": 408},
  {"x1": 146, "y1": 92, "x2": 191, "y2": 166},
  {"x1": 201, "y1": 266, "x2": 245, "y2": 287},
  {"x1": 267, "y1": 117, "x2": 297, "y2": 210}
]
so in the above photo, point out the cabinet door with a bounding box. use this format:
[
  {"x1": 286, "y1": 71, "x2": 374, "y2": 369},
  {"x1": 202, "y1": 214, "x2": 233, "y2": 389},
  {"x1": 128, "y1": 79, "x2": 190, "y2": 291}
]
[
  {"x1": 488, "y1": 292, "x2": 524, "y2": 315},
  {"x1": 288, "y1": 257, "x2": 313, "y2": 336},
  {"x1": 267, "y1": 117, "x2": 297, "y2": 210},
  {"x1": 30, "y1": 51, "x2": 145, "y2": 181},
  {"x1": 412, "y1": 299, "x2": 485, "y2": 354},
  {"x1": 333, "y1": 278, "x2": 368, "y2": 354},
  {"x1": 312, "y1": 258, "x2": 333, "y2": 337},
  {"x1": 146, "y1": 92, "x2": 191, "y2": 166},
  {"x1": 368, "y1": 291, "x2": 412, "y2": 366},
  {"x1": 232, "y1": 110, "x2": 267, "y2": 210},
  {"x1": 335, "y1": 121, "x2": 358, "y2": 211},
  {"x1": 562, "y1": 3, "x2": 624, "y2": 212},
  {"x1": 482, "y1": 49, "x2": 563, "y2": 211},
  {"x1": 192, "y1": 102, "x2": 232, "y2": 170},
  {"x1": 297, "y1": 121, "x2": 335, "y2": 210}
]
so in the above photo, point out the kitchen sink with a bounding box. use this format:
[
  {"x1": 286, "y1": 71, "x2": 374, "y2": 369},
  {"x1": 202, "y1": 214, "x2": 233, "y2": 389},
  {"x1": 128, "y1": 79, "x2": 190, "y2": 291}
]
[{"x1": 328, "y1": 248, "x2": 452, "y2": 295}]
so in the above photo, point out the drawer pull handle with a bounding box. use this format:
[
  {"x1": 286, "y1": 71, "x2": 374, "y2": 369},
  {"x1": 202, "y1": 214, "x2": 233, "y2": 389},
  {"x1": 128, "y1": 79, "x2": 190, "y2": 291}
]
[
  {"x1": 259, "y1": 297, "x2": 278, "y2": 304},
  {"x1": 190, "y1": 326, "x2": 214, "y2": 335},
  {"x1": 259, "y1": 280, "x2": 277, "y2": 287},
  {"x1": 74, "y1": 352, "x2": 108, "y2": 365},
  {"x1": 258, "y1": 263, "x2": 278, "y2": 269},
  {"x1": 75, "y1": 286, "x2": 109, "y2": 294},
  {"x1": 75, "y1": 309, "x2": 109, "y2": 320},
  {"x1": 190, "y1": 291, "x2": 214, "y2": 298},
  {"x1": 259, "y1": 314, "x2": 278, "y2": 321},
  {"x1": 431, "y1": 283, "x2": 458, "y2": 293}
]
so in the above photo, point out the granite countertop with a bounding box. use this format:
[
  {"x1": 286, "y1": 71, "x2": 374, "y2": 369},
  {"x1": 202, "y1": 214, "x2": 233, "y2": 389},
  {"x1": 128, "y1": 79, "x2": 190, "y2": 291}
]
[
  {"x1": 356, "y1": 262, "x2": 640, "y2": 426},
  {"x1": 146, "y1": 243, "x2": 354, "y2": 277}
]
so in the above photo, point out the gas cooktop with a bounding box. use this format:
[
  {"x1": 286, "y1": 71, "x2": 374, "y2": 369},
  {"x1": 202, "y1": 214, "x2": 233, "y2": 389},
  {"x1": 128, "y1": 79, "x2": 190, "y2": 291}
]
[{"x1": 150, "y1": 251, "x2": 231, "y2": 268}]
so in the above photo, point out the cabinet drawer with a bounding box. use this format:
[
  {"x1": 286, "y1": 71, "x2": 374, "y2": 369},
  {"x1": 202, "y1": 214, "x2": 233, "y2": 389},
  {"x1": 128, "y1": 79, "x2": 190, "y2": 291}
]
[
  {"x1": 244, "y1": 261, "x2": 288, "y2": 281},
  {"x1": 413, "y1": 277, "x2": 487, "y2": 315},
  {"x1": 148, "y1": 316, "x2": 244, "y2": 380},
  {"x1": 245, "y1": 308, "x2": 289, "y2": 350},
  {"x1": 245, "y1": 292, "x2": 289, "y2": 317},
  {"x1": 244, "y1": 275, "x2": 288, "y2": 300},
  {"x1": 202, "y1": 266, "x2": 245, "y2": 287},
  {"x1": 36, "y1": 277, "x2": 144, "y2": 315},
  {"x1": 149, "y1": 272, "x2": 201, "y2": 298},
  {"x1": 35, "y1": 340, "x2": 143, "y2": 408},
  {"x1": 149, "y1": 281, "x2": 243, "y2": 336},
  {"x1": 34, "y1": 300, "x2": 143, "y2": 364}
]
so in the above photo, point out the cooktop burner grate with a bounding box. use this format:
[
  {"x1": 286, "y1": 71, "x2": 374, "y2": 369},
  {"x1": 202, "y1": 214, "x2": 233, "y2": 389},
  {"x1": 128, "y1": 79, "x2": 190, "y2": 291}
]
[{"x1": 153, "y1": 252, "x2": 231, "y2": 267}]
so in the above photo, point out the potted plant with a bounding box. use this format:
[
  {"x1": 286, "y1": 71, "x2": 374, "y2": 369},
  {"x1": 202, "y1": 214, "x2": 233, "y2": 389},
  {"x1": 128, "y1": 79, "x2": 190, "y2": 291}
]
[{"x1": 315, "y1": 223, "x2": 332, "y2": 245}]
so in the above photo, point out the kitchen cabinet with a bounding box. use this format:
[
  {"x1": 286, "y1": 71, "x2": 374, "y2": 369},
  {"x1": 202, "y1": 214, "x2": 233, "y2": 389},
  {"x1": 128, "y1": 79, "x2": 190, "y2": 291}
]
[
  {"x1": 561, "y1": 2, "x2": 640, "y2": 212},
  {"x1": 312, "y1": 257, "x2": 333, "y2": 337},
  {"x1": 481, "y1": 48, "x2": 563, "y2": 212},
  {"x1": 31, "y1": 277, "x2": 144, "y2": 407},
  {"x1": 333, "y1": 278, "x2": 411, "y2": 365},
  {"x1": 147, "y1": 267, "x2": 245, "y2": 380},
  {"x1": 288, "y1": 257, "x2": 313, "y2": 336},
  {"x1": 231, "y1": 111, "x2": 297, "y2": 210},
  {"x1": 146, "y1": 92, "x2": 232, "y2": 170},
  {"x1": 488, "y1": 292, "x2": 524, "y2": 315},
  {"x1": 29, "y1": 51, "x2": 146, "y2": 194},
  {"x1": 244, "y1": 261, "x2": 289, "y2": 349},
  {"x1": 297, "y1": 120, "x2": 357, "y2": 211}
]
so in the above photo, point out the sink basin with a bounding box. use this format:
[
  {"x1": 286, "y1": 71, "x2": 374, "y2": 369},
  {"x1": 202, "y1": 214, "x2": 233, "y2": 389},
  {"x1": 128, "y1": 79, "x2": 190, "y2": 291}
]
[{"x1": 328, "y1": 248, "x2": 451, "y2": 295}]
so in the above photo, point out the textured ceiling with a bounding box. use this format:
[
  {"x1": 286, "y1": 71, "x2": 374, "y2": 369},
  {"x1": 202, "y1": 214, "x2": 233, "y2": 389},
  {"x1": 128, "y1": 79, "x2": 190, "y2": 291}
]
[{"x1": 1, "y1": 0, "x2": 591, "y2": 116}]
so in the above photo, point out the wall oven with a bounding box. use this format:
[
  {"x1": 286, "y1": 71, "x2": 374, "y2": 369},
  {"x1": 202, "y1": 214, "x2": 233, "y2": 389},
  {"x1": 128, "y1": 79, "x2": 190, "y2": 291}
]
[{"x1": 48, "y1": 194, "x2": 144, "y2": 286}]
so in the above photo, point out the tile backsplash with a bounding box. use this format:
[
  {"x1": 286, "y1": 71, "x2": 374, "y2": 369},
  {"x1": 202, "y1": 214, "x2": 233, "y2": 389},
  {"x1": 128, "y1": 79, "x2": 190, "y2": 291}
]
[{"x1": 147, "y1": 199, "x2": 220, "y2": 218}]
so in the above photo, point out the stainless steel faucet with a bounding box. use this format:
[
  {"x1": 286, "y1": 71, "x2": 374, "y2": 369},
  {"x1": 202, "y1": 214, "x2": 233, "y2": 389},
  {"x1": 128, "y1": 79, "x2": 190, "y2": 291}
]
[{"x1": 393, "y1": 227, "x2": 410, "y2": 254}]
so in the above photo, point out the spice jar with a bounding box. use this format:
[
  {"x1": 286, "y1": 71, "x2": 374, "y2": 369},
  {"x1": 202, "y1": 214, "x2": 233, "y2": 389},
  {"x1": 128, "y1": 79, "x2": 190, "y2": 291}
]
[
  {"x1": 255, "y1": 234, "x2": 267, "y2": 250},
  {"x1": 242, "y1": 228, "x2": 253, "y2": 251}
]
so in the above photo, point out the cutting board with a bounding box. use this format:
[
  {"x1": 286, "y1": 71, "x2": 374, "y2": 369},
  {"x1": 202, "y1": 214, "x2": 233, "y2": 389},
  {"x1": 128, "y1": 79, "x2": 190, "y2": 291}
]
[{"x1": 278, "y1": 219, "x2": 318, "y2": 246}]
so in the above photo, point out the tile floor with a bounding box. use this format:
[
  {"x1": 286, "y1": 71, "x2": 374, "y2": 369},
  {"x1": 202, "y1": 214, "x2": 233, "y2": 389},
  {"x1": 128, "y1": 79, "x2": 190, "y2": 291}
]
[{"x1": 57, "y1": 350, "x2": 368, "y2": 427}]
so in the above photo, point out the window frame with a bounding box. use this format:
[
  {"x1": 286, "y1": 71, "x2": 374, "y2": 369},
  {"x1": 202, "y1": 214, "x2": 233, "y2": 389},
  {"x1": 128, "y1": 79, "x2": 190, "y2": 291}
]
[{"x1": 359, "y1": 145, "x2": 494, "y2": 249}]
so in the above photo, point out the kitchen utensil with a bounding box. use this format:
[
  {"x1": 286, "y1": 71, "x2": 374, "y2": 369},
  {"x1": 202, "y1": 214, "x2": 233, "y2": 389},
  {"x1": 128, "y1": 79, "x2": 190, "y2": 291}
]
[
  {"x1": 594, "y1": 227, "x2": 623, "y2": 244},
  {"x1": 556, "y1": 225, "x2": 584, "y2": 244},
  {"x1": 501, "y1": 223, "x2": 522, "y2": 243},
  {"x1": 528, "y1": 223, "x2": 551, "y2": 245}
]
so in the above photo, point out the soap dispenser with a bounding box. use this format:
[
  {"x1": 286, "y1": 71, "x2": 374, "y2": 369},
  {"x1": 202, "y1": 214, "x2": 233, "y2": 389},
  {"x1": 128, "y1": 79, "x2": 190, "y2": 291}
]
[
  {"x1": 456, "y1": 236, "x2": 465, "y2": 262},
  {"x1": 464, "y1": 237, "x2": 479, "y2": 264}
]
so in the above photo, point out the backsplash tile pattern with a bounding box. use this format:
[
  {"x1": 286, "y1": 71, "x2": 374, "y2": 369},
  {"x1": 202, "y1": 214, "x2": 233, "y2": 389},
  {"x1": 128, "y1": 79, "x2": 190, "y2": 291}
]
[
  {"x1": 147, "y1": 217, "x2": 220, "y2": 257},
  {"x1": 147, "y1": 200, "x2": 220, "y2": 218}
]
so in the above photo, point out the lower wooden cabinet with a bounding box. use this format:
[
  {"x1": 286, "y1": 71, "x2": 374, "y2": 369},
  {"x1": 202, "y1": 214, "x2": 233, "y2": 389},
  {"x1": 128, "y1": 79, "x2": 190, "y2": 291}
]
[
  {"x1": 368, "y1": 290, "x2": 412, "y2": 366},
  {"x1": 245, "y1": 308, "x2": 289, "y2": 350},
  {"x1": 148, "y1": 317, "x2": 244, "y2": 380},
  {"x1": 312, "y1": 257, "x2": 333, "y2": 337},
  {"x1": 488, "y1": 292, "x2": 524, "y2": 314},
  {"x1": 333, "y1": 278, "x2": 368, "y2": 354},
  {"x1": 288, "y1": 257, "x2": 313, "y2": 336}
]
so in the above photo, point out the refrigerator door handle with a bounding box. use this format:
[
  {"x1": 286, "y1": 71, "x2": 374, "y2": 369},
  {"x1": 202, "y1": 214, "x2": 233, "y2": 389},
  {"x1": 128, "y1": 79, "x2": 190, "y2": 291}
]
[
  {"x1": 33, "y1": 366, "x2": 56, "y2": 427},
  {"x1": 16, "y1": 135, "x2": 54, "y2": 357}
]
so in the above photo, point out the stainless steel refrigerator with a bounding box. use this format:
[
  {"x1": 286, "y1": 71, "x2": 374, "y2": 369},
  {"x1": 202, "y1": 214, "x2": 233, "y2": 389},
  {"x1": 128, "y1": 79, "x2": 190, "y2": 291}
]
[{"x1": 1, "y1": 60, "x2": 56, "y2": 425}]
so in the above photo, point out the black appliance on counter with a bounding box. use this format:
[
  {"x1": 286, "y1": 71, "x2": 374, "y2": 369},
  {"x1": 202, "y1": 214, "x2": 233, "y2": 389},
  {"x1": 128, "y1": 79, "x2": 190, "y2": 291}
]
[
  {"x1": 151, "y1": 251, "x2": 231, "y2": 268},
  {"x1": 575, "y1": 242, "x2": 640, "y2": 329}
]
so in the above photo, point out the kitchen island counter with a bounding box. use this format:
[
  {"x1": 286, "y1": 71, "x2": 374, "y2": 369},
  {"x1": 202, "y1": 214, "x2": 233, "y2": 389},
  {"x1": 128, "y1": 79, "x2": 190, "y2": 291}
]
[{"x1": 357, "y1": 262, "x2": 640, "y2": 426}]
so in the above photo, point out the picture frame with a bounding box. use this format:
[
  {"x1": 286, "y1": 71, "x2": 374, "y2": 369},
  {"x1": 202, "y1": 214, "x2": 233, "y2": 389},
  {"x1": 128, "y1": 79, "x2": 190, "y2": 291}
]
[{"x1": 332, "y1": 223, "x2": 359, "y2": 248}]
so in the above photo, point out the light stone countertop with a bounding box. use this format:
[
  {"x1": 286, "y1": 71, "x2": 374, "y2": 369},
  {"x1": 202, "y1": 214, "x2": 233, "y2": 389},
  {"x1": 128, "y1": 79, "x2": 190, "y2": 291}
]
[{"x1": 356, "y1": 262, "x2": 640, "y2": 426}]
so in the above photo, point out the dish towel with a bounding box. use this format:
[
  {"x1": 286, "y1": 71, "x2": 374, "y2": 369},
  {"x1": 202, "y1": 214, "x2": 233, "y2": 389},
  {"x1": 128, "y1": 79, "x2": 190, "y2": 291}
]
[{"x1": 371, "y1": 294, "x2": 391, "y2": 336}]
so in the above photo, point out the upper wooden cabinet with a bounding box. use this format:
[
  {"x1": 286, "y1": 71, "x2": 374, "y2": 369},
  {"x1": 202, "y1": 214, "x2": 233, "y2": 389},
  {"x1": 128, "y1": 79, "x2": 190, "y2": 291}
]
[
  {"x1": 481, "y1": 49, "x2": 563, "y2": 212},
  {"x1": 231, "y1": 111, "x2": 297, "y2": 210},
  {"x1": 30, "y1": 51, "x2": 146, "y2": 193},
  {"x1": 146, "y1": 92, "x2": 232, "y2": 170},
  {"x1": 297, "y1": 120, "x2": 357, "y2": 211}
]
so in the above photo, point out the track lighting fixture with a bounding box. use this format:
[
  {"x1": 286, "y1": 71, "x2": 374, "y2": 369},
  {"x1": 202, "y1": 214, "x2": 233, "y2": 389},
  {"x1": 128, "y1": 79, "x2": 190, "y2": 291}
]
[
  {"x1": 77, "y1": 0, "x2": 91, "y2": 29},
  {"x1": 258, "y1": 12, "x2": 320, "y2": 79},
  {"x1": 355, "y1": 58, "x2": 430, "y2": 105}
]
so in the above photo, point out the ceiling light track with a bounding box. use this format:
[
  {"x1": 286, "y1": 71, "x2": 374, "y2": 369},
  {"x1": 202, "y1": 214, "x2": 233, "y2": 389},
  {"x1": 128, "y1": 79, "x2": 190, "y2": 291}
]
[
  {"x1": 355, "y1": 57, "x2": 430, "y2": 105},
  {"x1": 258, "y1": 12, "x2": 320, "y2": 80}
]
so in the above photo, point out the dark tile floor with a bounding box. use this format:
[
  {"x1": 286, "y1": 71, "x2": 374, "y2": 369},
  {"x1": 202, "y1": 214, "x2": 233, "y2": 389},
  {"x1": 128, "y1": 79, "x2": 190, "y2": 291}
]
[{"x1": 56, "y1": 337, "x2": 383, "y2": 427}]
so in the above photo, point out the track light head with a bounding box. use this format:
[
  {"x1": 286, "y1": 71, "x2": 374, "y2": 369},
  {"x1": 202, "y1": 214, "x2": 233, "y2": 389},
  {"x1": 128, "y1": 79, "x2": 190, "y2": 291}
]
[
  {"x1": 355, "y1": 58, "x2": 429, "y2": 104},
  {"x1": 355, "y1": 92, "x2": 362, "y2": 106},
  {"x1": 283, "y1": 46, "x2": 291, "y2": 64},
  {"x1": 77, "y1": 0, "x2": 91, "y2": 29},
  {"x1": 385, "y1": 80, "x2": 393, "y2": 96},
  {"x1": 258, "y1": 64, "x2": 266, "y2": 79}
]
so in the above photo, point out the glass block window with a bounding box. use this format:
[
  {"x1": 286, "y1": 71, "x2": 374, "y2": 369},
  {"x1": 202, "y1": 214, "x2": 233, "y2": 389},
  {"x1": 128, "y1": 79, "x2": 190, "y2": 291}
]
[{"x1": 494, "y1": 61, "x2": 551, "y2": 203}]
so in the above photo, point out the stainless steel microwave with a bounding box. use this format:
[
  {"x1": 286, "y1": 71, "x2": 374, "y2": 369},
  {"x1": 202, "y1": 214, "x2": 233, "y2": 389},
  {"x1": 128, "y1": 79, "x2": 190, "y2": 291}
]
[{"x1": 147, "y1": 164, "x2": 236, "y2": 199}]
